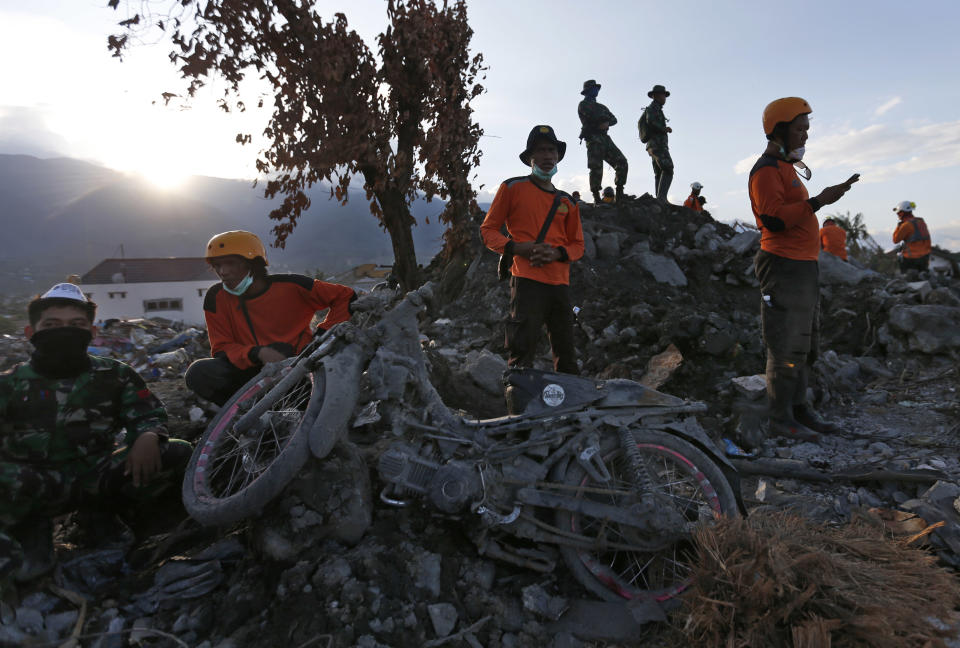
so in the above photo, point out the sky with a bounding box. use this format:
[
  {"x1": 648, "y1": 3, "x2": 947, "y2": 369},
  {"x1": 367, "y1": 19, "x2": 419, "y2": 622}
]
[{"x1": 2, "y1": 0, "x2": 959, "y2": 250}]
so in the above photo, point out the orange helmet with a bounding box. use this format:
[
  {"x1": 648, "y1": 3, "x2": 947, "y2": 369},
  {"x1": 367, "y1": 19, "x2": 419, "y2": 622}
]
[
  {"x1": 762, "y1": 97, "x2": 812, "y2": 136},
  {"x1": 205, "y1": 230, "x2": 268, "y2": 265}
]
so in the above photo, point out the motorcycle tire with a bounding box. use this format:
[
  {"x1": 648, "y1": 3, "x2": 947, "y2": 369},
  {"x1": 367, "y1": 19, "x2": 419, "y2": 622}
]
[
  {"x1": 556, "y1": 427, "x2": 738, "y2": 603},
  {"x1": 182, "y1": 358, "x2": 325, "y2": 526}
]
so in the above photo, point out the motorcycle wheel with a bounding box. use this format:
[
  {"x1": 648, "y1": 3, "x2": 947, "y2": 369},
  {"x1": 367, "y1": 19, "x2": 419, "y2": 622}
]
[
  {"x1": 556, "y1": 428, "x2": 738, "y2": 602},
  {"x1": 182, "y1": 358, "x2": 325, "y2": 526}
]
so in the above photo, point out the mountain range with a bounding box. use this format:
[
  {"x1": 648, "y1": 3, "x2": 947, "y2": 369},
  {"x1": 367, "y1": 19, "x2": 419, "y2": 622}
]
[{"x1": 0, "y1": 154, "x2": 449, "y2": 294}]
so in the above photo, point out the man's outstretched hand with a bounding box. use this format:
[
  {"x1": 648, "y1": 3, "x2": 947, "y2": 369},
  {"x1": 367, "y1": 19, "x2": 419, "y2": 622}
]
[{"x1": 125, "y1": 431, "x2": 162, "y2": 487}]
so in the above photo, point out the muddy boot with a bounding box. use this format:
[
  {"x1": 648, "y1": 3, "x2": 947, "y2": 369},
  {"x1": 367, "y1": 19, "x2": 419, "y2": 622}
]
[
  {"x1": 766, "y1": 364, "x2": 819, "y2": 442},
  {"x1": 791, "y1": 367, "x2": 838, "y2": 433},
  {"x1": 592, "y1": 189, "x2": 602, "y2": 204},
  {"x1": 656, "y1": 170, "x2": 673, "y2": 202},
  {"x1": 12, "y1": 518, "x2": 56, "y2": 583},
  {"x1": 616, "y1": 185, "x2": 633, "y2": 202},
  {"x1": 794, "y1": 403, "x2": 839, "y2": 433}
]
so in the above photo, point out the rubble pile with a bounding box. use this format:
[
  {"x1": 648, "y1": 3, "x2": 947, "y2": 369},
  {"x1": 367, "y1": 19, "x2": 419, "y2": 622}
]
[{"x1": 3, "y1": 196, "x2": 960, "y2": 647}]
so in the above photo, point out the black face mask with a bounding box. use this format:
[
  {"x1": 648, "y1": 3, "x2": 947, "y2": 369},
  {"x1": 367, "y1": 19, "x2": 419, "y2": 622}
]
[{"x1": 30, "y1": 327, "x2": 93, "y2": 379}]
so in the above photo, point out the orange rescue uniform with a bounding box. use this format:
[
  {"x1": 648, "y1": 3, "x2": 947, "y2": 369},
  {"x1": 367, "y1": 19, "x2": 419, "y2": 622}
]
[
  {"x1": 749, "y1": 154, "x2": 821, "y2": 260},
  {"x1": 203, "y1": 275, "x2": 355, "y2": 370},
  {"x1": 683, "y1": 193, "x2": 703, "y2": 212},
  {"x1": 893, "y1": 216, "x2": 932, "y2": 259},
  {"x1": 480, "y1": 177, "x2": 584, "y2": 285},
  {"x1": 819, "y1": 222, "x2": 847, "y2": 260}
]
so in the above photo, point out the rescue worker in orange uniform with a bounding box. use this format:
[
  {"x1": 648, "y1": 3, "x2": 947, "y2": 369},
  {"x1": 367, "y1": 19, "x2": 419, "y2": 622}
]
[
  {"x1": 819, "y1": 218, "x2": 848, "y2": 260},
  {"x1": 683, "y1": 182, "x2": 704, "y2": 212},
  {"x1": 748, "y1": 97, "x2": 859, "y2": 441},
  {"x1": 184, "y1": 231, "x2": 356, "y2": 405},
  {"x1": 481, "y1": 125, "x2": 584, "y2": 374},
  {"x1": 892, "y1": 201, "x2": 931, "y2": 272}
]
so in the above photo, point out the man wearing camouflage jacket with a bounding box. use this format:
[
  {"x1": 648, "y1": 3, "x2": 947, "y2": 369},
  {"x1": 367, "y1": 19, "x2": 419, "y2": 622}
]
[
  {"x1": 639, "y1": 84, "x2": 674, "y2": 201},
  {"x1": 0, "y1": 284, "x2": 191, "y2": 588},
  {"x1": 578, "y1": 79, "x2": 629, "y2": 203}
]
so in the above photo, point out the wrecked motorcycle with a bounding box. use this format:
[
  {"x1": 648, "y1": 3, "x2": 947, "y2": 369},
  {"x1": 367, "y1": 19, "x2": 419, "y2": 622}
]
[{"x1": 183, "y1": 284, "x2": 743, "y2": 602}]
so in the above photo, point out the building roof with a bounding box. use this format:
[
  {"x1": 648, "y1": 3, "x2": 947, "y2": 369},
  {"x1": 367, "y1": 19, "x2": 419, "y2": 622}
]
[{"x1": 81, "y1": 258, "x2": 213, "y2": 284}]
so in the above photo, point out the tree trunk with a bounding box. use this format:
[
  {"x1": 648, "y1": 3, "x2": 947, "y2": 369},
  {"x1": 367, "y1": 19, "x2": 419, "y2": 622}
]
[{"x1": 378, "y1": 188, "x2": 420, "y2": 291}]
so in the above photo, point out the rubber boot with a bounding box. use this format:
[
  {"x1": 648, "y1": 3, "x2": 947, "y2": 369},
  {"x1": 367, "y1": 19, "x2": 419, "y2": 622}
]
[
  {"x1": 616, "y1": 185, "x2": 633, "y2": 202},
  {"x1": 656, "y1": 170, "x2": 673, "y2": 202},
  {"x1": 766, "y1": 363, "x2": 819, "y2": 442},
  {"x1": 12, "y1": 517, "x2": 55, "y2": 583},
  {"x1": 793, "y1": 367, "x2": 838, "y2": 433},
  {"x1": 592, "y1": 189, "x2": 602, "y2": 204}
]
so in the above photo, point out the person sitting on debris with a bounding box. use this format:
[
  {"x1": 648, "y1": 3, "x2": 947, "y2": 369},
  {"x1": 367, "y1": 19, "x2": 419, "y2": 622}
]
[
  {"x1": 0, "y1": 284, "x2": 192, "y2": 588},
  {"x1": 749, "y1": 97, "x2": 859, "y2": 441},
  {"x1": 684, "y1": 182, "x2": 704, "y2": 212},
  {"x1": 480, "y1": 125, "x2": 584, "y2": 374},
  {"x1": 601, "y1": 186, "x2": 616, "y2": 204},
  {"x1": 578, "y1": 79, "x2": 629, "y2": 204},
  {"x1": 185, "y1": 230, "x2": 356, "y2": 406},
  {"x1": 892, "y1": 201, "x2": 931, "y2": 273},
  {"x1": 819, "y1": 218, "x2": 848, "y2": 260}
]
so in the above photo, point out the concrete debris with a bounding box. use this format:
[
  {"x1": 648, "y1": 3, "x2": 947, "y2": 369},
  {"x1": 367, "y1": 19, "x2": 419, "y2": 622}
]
[{"x1": 3, "y1": 195, "x2": 959, "y2": 647}]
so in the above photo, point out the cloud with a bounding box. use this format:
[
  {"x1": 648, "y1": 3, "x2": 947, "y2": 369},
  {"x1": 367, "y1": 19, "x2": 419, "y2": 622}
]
[
  {"x1": 874, "y1": 96, "x2": 902, "y2": 116},
  {"x1": 0, "y1": 106, "x2": 70, "y2": 157},
  {"x1": 733, "y1": 119, "x2": 960, "y2": 184}
]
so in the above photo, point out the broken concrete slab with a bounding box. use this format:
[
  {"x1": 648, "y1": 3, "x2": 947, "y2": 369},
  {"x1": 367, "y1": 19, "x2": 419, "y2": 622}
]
[
  {"x1": 887, "y1": 305, "x2": 960, "y2": 353},
  {"x1": 818, "y1": 251, "x2": 879, "y2": 285},
  {"x1": 633, "y1": 252, "x2": 688, "y2": 287},
  {"x1": 548, "y1": 598, "x2": 665, "y2": 641},
  {"x1": 731, "y1": 374, "x2": 766, "y2": 400},
  {"x1": 722, "y1": 230, "x2": 761, "y2": 255}
]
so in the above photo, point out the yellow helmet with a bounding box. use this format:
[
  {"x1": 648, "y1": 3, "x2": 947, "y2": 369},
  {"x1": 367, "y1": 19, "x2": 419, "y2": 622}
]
[
  {"x1": 762, "y1": 97, "x2": 812, "y2": 136},
  {"x1": 205, "y1": 230, "x2": 268, "y2": 265}
]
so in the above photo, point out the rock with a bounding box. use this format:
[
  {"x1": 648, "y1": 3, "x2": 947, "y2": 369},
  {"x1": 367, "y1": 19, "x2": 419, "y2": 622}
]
[
  {"x1": 818, "y1": 251, "x2": 876, "y2": 285},
  {"x1": 582, "y1": 234, "x2": 597, "y2": 260},
  {"x1": 463, "y1": 349, "x2": 508, "y2": 396},
  {"x1": 887, "y1": 305, "x2": 960, "y2": 353},
  {"x1": 14, "y1": 606, "x2": 44, "y2": 634},
  {"x1": 414, "y1": 552, "x2": 442, "y2": 598},
  {"x1": 44, "y1": 610, "x2": 79, "y2": 637},
  {"x1": 594, "y1": 232, "x2": 625, "y2": 259},
  {"x1": 427, "y1": 602, "x2": 458, "y2": 637},
  {"x1": 731, "y1": 374, "x2": 766, "y2": 400},
  {"x1": 694, "y1": 224, "x2": 720, "y2": 252},
  {"x1": 639, "y1": 344, "x2": 683, "y2": 389},
  {"x1": 314, "y1": 557, "x2": 352, "y2": 588},
  {"x1": 522, "y1": 583, "x2": 568, "y2": 621},
  {"x1": 723, "y1": 230, "x2": 761, "y2": 255},
  {"x1": 701, "y1": 325, "x2": 737, "y2": 356},
  {"x1": 905, "y1": 280, "x2": 933, "y2": 301},
  {"x1": 634, "y1": 252, "x2": 687, "y2": 287}
]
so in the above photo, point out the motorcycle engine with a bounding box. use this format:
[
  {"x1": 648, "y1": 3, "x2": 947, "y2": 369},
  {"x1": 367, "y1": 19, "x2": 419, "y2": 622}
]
[
  {"x1": 429, "y1": 462, "x2": 482, "y2": 514},
  {"x1": 378, "y1": 444, "x2": 482, "y2": 514}
]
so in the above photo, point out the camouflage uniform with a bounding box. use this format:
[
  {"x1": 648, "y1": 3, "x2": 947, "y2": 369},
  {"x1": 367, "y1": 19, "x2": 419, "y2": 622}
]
[
  {"x1": 641, "y1": 99, "x2": 673, "y2": 200},
  {"x1": 0, "y1": 356, "x2": 190, "y2": 581},
  {"x1": 578, "y1": 98, "x2": 628, "y2": 194}
]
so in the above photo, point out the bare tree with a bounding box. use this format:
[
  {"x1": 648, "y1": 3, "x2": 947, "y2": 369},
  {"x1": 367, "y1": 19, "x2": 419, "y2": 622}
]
[{"x1": 107, "y1": 0, "x2": 485, "y2": 290}]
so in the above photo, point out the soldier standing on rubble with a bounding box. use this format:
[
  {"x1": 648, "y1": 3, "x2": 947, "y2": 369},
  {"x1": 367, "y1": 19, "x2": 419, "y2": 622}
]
[
  {"x1": 638, "y1": 84, "x2": 674, "y2": 201},
  {"x1": 0, "y1": 284, "x2": 192, "y2": 589},
  {"x1": 184, "y1": 230, "x2": 356, "y2": 406},
  {"x1": 481, "y1": 125, "x2": 584, "y2": 374},
  {"x1": 578, "y1": 80, "x2": 629, "y2": 204},
  {"x1": 749, "y1": 97, "x2": 859, "y2": 440}
]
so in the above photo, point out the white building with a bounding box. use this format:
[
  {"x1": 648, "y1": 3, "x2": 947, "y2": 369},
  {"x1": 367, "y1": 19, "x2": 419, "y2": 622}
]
[{"x1": 80, "y1": 258, "x2": 214, "y2": 326}]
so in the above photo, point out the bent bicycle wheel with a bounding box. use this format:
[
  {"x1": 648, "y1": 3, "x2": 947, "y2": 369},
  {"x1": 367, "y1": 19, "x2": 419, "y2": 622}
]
[
  {"x1": 556, "y1": 428, "x2": 738, "y2": 602},
  {"x1": 183, "y1": 359, "x2": 325, "y2": 526}
]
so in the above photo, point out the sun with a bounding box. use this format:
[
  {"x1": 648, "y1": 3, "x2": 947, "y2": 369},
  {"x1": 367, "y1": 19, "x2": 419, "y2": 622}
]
[{"x1": 137, "y1": 161, "x2": 190, "y2": 190}]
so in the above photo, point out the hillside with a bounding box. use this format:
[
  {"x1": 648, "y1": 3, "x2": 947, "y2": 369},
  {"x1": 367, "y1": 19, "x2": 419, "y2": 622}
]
[{"x1": 0, "y1": 154, "x2": 448, "y2": 294}]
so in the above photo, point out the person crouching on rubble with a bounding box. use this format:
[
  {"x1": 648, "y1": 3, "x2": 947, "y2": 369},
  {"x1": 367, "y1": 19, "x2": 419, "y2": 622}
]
[
  {"x1": 0, "y1": 284, "x2": 192, "y2": 590},
  {"x1": 749, "y1": 97, "x2": 859, "y2": 441},
  {"x1": 185, "y1": 230, "x2": 356, "y2": 406}
]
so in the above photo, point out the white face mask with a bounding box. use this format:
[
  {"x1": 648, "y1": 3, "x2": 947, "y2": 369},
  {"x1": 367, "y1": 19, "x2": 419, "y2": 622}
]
[{"x1": 788, "y1": 146, "x2": 806, "y2": 161}]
